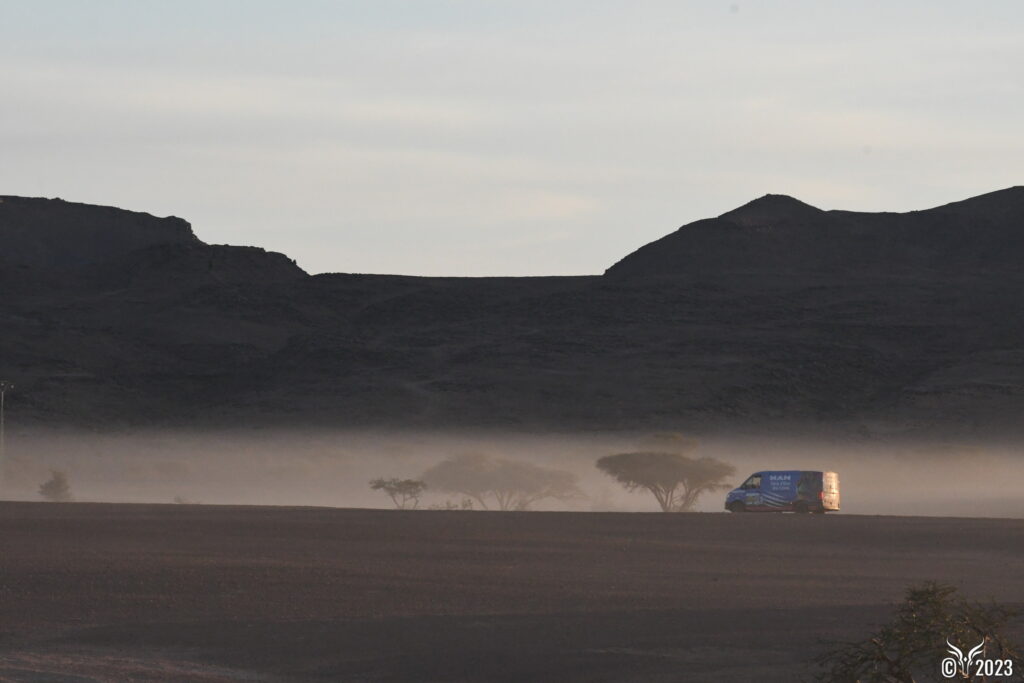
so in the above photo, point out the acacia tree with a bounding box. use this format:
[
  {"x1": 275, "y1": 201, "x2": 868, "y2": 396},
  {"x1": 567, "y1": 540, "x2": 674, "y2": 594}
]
[
  {"x1": 369, "y1": 478, "x2": 427, "y2": 509},
  {"x1": 596, "y1": 451, "x2": 734, "y2": 512},
  {"x1": 38, "y1": 470, "x2": 73, "y2": 502},
  {"x1": 422, "y1": 454, "x2": 582, "y2": 511}
]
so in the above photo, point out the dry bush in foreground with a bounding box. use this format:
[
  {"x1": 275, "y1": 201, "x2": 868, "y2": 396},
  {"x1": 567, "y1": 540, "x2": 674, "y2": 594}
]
[{"x1": 814, "y1": 582, "x2": 1022, "y2": 682}]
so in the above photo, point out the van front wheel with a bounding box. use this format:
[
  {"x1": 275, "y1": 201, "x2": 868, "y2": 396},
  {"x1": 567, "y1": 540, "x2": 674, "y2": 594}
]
[{"x1": 728, "y1": 501, "x2": 746, "y2": 513}]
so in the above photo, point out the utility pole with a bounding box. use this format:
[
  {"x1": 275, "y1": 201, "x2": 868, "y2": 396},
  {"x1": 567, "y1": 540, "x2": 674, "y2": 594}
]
[{"x1": 0, "y1": 381, "x2": 11, "y2": 494}]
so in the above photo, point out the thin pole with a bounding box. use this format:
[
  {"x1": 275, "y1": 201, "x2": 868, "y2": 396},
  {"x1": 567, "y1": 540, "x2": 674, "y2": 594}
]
[
  {"x1": 0, "y1": 385, "x2": 4, "y2": 492},
  {"x1": 0, "y1": 381, "x2": 9, "y2": 494}
]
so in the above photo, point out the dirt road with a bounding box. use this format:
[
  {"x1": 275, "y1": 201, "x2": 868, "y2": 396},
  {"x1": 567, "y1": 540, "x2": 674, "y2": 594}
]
[{"x1": 1, "y1": 503, "x2": 1021, "y2": 681}]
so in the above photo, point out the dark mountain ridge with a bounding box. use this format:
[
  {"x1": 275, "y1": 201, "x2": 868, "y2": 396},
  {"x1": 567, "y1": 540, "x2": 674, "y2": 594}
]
[
  {"x1": 2, "y1": 189, "x2": 1023, "y2": 436},
  {"x1": 0, "y1": 196, "x2": 305, "y2": 292},
  {"x1": 605, "y1": 186, "x2": 1024, "y2": 277}
]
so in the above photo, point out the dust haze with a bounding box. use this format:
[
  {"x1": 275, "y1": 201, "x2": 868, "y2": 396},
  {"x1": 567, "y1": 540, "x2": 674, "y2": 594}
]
[{"x1": 3, "y1": 429, "x2": 1021, "y2": 518}]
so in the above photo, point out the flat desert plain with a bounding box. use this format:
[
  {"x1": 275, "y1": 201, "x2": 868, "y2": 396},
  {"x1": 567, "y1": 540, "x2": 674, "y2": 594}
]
[{"x1": 1, "y1": 503, "x2": 1022, "y2": 682}]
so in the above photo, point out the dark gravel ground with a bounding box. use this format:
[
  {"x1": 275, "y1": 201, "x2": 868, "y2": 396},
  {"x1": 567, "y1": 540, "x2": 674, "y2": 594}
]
[{"x1": 1, "y1": 503, "x2": 1022, "y2": 681}]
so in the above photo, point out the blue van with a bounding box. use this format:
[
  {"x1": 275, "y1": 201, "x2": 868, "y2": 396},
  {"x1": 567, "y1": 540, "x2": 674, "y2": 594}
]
[{"x1": 725, "y1": 471, "x2": 840, "y2": 513}]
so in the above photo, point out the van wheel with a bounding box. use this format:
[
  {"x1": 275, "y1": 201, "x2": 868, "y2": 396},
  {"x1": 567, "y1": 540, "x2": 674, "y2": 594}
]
[
  {"x1": 728, "y1": 501, "x2": 746, "y2": 513},
  {"x1": 793, "y1": 501, "x2": 809, "y2": 514}
]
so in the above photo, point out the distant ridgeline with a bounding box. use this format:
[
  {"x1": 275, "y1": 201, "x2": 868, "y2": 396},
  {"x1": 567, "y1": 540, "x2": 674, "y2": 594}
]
[
  {"x1": 606, "y1": 187, "x2": 1024, "y2": 277},
  {"x1": 0, "y1": 196, "x2": 304, "y2": 291},
  {"x1": 2, "y1": 189, "x2": 1024, "y2": 435}
]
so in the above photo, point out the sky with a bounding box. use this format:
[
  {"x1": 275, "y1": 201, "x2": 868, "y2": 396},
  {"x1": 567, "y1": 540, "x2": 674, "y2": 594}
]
[{"x1": 1, "y1": 1, "x2": 1021, "y2": 276}]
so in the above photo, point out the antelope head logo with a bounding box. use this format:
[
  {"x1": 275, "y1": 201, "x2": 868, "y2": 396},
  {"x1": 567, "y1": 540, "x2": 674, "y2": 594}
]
[{"x1": 946, "y1": 638, "x2": 986, "y2": 676}]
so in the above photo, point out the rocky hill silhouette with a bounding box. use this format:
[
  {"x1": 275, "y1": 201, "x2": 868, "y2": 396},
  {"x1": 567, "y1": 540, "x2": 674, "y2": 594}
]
[
  {"x1": 606, "y1": 187, "x2": 1024, "y2": 277},
  {"x1": 2, "y1": 189, "x2": 1024, "y2": 437},
  {"x1": 0, "y1": 196, "x2": 305, "y2": 293}
]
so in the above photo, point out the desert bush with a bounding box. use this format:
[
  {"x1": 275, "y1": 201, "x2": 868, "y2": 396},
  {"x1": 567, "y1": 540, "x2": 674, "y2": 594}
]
[
  {"x1": 814, "y1": 582, "x2": 1022, "y2": 682},
  {"x1": 596, "y1": 450, "x2": 734, "y2": 512},
  {"x1": 428, "y1": 497, "x2": 475, "y2": 511},
  {"x1": 422, "y1": 454, "x2": 583, "y2": 511},
  {"x1": 38, "y1": 469, "x2": 73, "y2": 502},
  {"x1": 370, "y1": 477, "x2": 428, "y2": 509}
]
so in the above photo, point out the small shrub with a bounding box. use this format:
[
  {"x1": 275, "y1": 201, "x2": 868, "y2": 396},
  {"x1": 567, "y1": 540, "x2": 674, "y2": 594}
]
[{"x1": 428, "y1": 497, "x2": 475, "y2": 510}]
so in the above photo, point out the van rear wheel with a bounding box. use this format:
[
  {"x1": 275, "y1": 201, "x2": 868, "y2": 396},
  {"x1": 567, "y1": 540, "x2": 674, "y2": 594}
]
[
  {"x1": 728, "y1": 501, "x2": 746, "y2": 513},
  {"x1": 793, "y1": 501, "x2": 809, "y2": 514}
]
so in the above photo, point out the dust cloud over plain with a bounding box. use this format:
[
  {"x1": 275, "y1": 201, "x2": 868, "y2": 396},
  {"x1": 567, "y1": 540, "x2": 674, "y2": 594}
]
[{"x1": 2, "y1": 430, "x2": 1021, "y2": 518}]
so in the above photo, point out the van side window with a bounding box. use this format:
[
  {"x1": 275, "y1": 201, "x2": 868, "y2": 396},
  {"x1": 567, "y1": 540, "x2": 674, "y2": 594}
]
[{"x1": 742, "y1": 474, "x2": 762, "y2": 490}]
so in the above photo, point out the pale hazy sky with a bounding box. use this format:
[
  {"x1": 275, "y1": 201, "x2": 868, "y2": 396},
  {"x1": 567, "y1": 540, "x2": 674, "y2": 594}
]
[{"x1": 1, "y1": 1, "x2": 1021, "y2": 275}]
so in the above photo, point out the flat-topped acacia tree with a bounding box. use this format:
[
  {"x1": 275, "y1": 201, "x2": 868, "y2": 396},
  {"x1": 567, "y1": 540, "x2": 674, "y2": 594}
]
[
  {"x1": 38, "y1": 470, "x2": 73, "y2": 503},
  {"x1": 369, "y1": 478, "x2": 428, "y2": 509},
  {"x1": 596, "y1": 450, "x2": 735, "y2": 512},
  {"x1": 422, "y1": 454, "x2": 582, "y2": 511}
]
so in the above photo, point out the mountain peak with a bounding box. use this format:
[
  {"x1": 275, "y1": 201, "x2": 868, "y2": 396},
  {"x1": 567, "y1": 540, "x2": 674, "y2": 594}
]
[
  {"x1": 605, "y1": 187, "x2": 1024, "y2": 279},
  {"x1": 718, "y1": 194, "x2": 824, "y2": 227}
]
